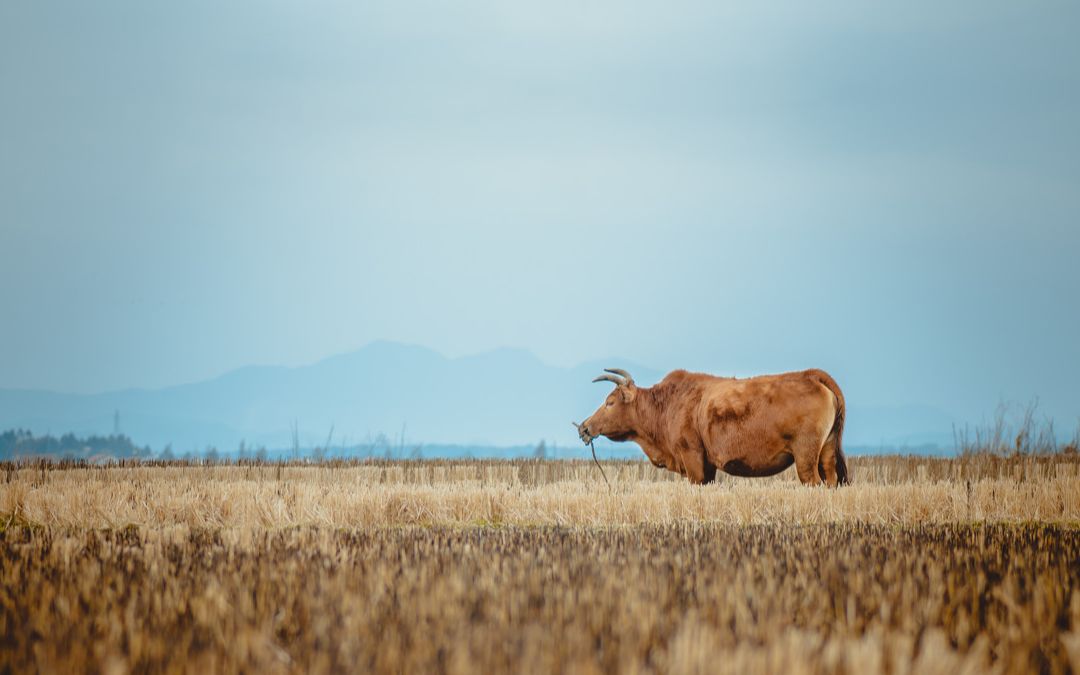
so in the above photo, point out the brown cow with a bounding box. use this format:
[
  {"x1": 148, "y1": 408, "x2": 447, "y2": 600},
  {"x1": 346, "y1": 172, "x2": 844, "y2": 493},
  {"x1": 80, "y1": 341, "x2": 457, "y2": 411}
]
[{"x1": 575, "y1": 368, "x2": 848, "y2": 486}]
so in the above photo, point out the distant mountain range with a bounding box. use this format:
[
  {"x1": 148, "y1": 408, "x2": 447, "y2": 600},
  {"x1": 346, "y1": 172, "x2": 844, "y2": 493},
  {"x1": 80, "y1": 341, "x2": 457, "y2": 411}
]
[{"x1": 0, "y1": 341, "x2": 959, "y2": 456}]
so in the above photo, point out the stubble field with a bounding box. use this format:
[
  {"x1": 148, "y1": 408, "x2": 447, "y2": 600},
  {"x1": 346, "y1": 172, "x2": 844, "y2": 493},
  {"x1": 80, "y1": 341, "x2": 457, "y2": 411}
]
[{"x1": 2, "y1": 454, "x2": 1079, "y2": 674}]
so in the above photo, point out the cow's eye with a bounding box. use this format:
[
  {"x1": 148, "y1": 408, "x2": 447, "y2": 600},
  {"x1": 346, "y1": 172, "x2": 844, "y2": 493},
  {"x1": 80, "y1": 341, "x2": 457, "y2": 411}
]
[{"x1": 606, "y1": 400, "x2": 614, "y2": 407}]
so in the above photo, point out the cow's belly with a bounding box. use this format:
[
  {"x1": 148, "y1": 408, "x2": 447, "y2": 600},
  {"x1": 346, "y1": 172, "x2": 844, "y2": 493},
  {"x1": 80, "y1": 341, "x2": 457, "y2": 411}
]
[{"x1": 720, "y1": 452, "x2": 794, "y2": 477}]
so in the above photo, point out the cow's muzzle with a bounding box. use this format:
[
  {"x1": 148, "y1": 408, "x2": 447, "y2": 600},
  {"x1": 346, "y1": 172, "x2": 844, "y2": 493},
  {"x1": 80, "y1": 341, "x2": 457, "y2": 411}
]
[{"x1": 572, "y1": 421, "x2": 595, "y2": 445}]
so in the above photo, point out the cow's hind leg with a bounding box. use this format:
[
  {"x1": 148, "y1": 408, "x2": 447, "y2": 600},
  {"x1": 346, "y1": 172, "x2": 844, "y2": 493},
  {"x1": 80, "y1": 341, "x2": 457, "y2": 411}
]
[
  {"x1": 818, "y1": 431, "x2": 840, "y2": 488},
  {"x1": 793, "y1": 437, "x2": 824, "y2": 486}
]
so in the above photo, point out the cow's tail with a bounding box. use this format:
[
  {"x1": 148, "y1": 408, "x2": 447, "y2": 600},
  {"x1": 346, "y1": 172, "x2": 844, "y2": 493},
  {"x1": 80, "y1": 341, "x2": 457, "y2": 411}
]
[{"x1": 811, "y1": 370, "x2": 849, "y2": 486}]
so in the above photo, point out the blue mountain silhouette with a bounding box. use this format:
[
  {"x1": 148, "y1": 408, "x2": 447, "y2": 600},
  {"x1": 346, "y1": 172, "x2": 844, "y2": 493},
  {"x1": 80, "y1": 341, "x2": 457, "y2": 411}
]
[{"x1": 0, "y1": 341, "x2": 956, "y2": 454}]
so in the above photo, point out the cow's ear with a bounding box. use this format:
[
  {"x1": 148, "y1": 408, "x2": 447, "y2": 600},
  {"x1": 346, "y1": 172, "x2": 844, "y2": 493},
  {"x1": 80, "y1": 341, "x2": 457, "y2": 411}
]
[{"x1": 621, "y1": 384, "x2": 636, "y2": 403}]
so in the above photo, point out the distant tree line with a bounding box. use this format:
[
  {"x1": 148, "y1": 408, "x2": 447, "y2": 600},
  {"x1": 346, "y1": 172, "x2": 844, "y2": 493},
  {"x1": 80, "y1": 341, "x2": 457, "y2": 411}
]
[{"x1": 0, "y1": 429, "x2": 152, "y2": 461}]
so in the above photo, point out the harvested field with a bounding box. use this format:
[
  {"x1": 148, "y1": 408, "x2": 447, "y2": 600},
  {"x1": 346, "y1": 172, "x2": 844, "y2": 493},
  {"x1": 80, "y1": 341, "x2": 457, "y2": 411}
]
[
  {"x1": 2, "y1": 455, "x2": 1079, "y2": 674},
  {"x1": 3, "y1": 454, "x2": 1079, "y2": 529}
]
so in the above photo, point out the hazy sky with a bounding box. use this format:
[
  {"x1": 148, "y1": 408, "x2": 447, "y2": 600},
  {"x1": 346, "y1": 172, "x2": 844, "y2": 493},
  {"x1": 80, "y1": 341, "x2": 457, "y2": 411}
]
[{"x1": 2, "y1": 1, "x2": 1078, "y2": 424}]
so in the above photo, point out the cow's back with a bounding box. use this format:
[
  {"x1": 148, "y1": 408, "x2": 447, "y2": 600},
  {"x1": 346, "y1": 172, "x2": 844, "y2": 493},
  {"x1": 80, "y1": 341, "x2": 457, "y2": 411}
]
[{"x1": 693, "y1": 370, "x2": 836, "y2": 465}]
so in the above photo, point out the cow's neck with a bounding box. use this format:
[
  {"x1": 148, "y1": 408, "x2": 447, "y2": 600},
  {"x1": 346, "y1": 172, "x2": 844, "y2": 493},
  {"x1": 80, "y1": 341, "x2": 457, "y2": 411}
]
[{"x1": 630, "y1": 386, "x2": 668, "y2": 452}]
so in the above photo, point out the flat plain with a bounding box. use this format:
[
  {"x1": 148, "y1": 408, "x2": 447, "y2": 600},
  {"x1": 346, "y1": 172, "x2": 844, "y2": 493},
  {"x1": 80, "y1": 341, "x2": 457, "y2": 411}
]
[{"x1": 2, "y1": 454, "x2": 1079, "y2": 674}]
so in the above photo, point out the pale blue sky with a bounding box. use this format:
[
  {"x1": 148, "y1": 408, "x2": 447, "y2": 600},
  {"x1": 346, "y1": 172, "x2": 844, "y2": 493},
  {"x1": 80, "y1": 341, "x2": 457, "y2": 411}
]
[{"x1": 1, "y1": 1, "x2": 1078, "y2": 425}]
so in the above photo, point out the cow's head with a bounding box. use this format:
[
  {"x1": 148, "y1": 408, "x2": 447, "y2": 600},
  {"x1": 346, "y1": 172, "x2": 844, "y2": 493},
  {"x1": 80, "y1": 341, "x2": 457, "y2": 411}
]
[{"x1": 575, "y1": 368, "x2": 638, "y2": 445}]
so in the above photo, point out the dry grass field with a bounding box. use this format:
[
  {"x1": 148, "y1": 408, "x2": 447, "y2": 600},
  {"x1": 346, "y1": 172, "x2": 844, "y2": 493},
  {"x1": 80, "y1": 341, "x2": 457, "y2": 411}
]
[{"x1": 2, "y1": 454, "x2": 1079, "y2": 674}]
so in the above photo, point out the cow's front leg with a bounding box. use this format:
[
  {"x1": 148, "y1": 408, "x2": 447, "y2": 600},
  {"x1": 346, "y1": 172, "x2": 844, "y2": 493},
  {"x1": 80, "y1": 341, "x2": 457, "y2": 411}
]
[{"x1": 679, "y1": 446, "x2": 716, "y2": 485}]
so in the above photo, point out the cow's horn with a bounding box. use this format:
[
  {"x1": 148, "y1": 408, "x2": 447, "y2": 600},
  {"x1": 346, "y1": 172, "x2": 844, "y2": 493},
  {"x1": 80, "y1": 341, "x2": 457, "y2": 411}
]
[
  {"x1": 604, "y1": 368, "x2": 634, "y2": 385},
  {"x1": 592, "y1": 374, "x2": 625, "y2": 386}
]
